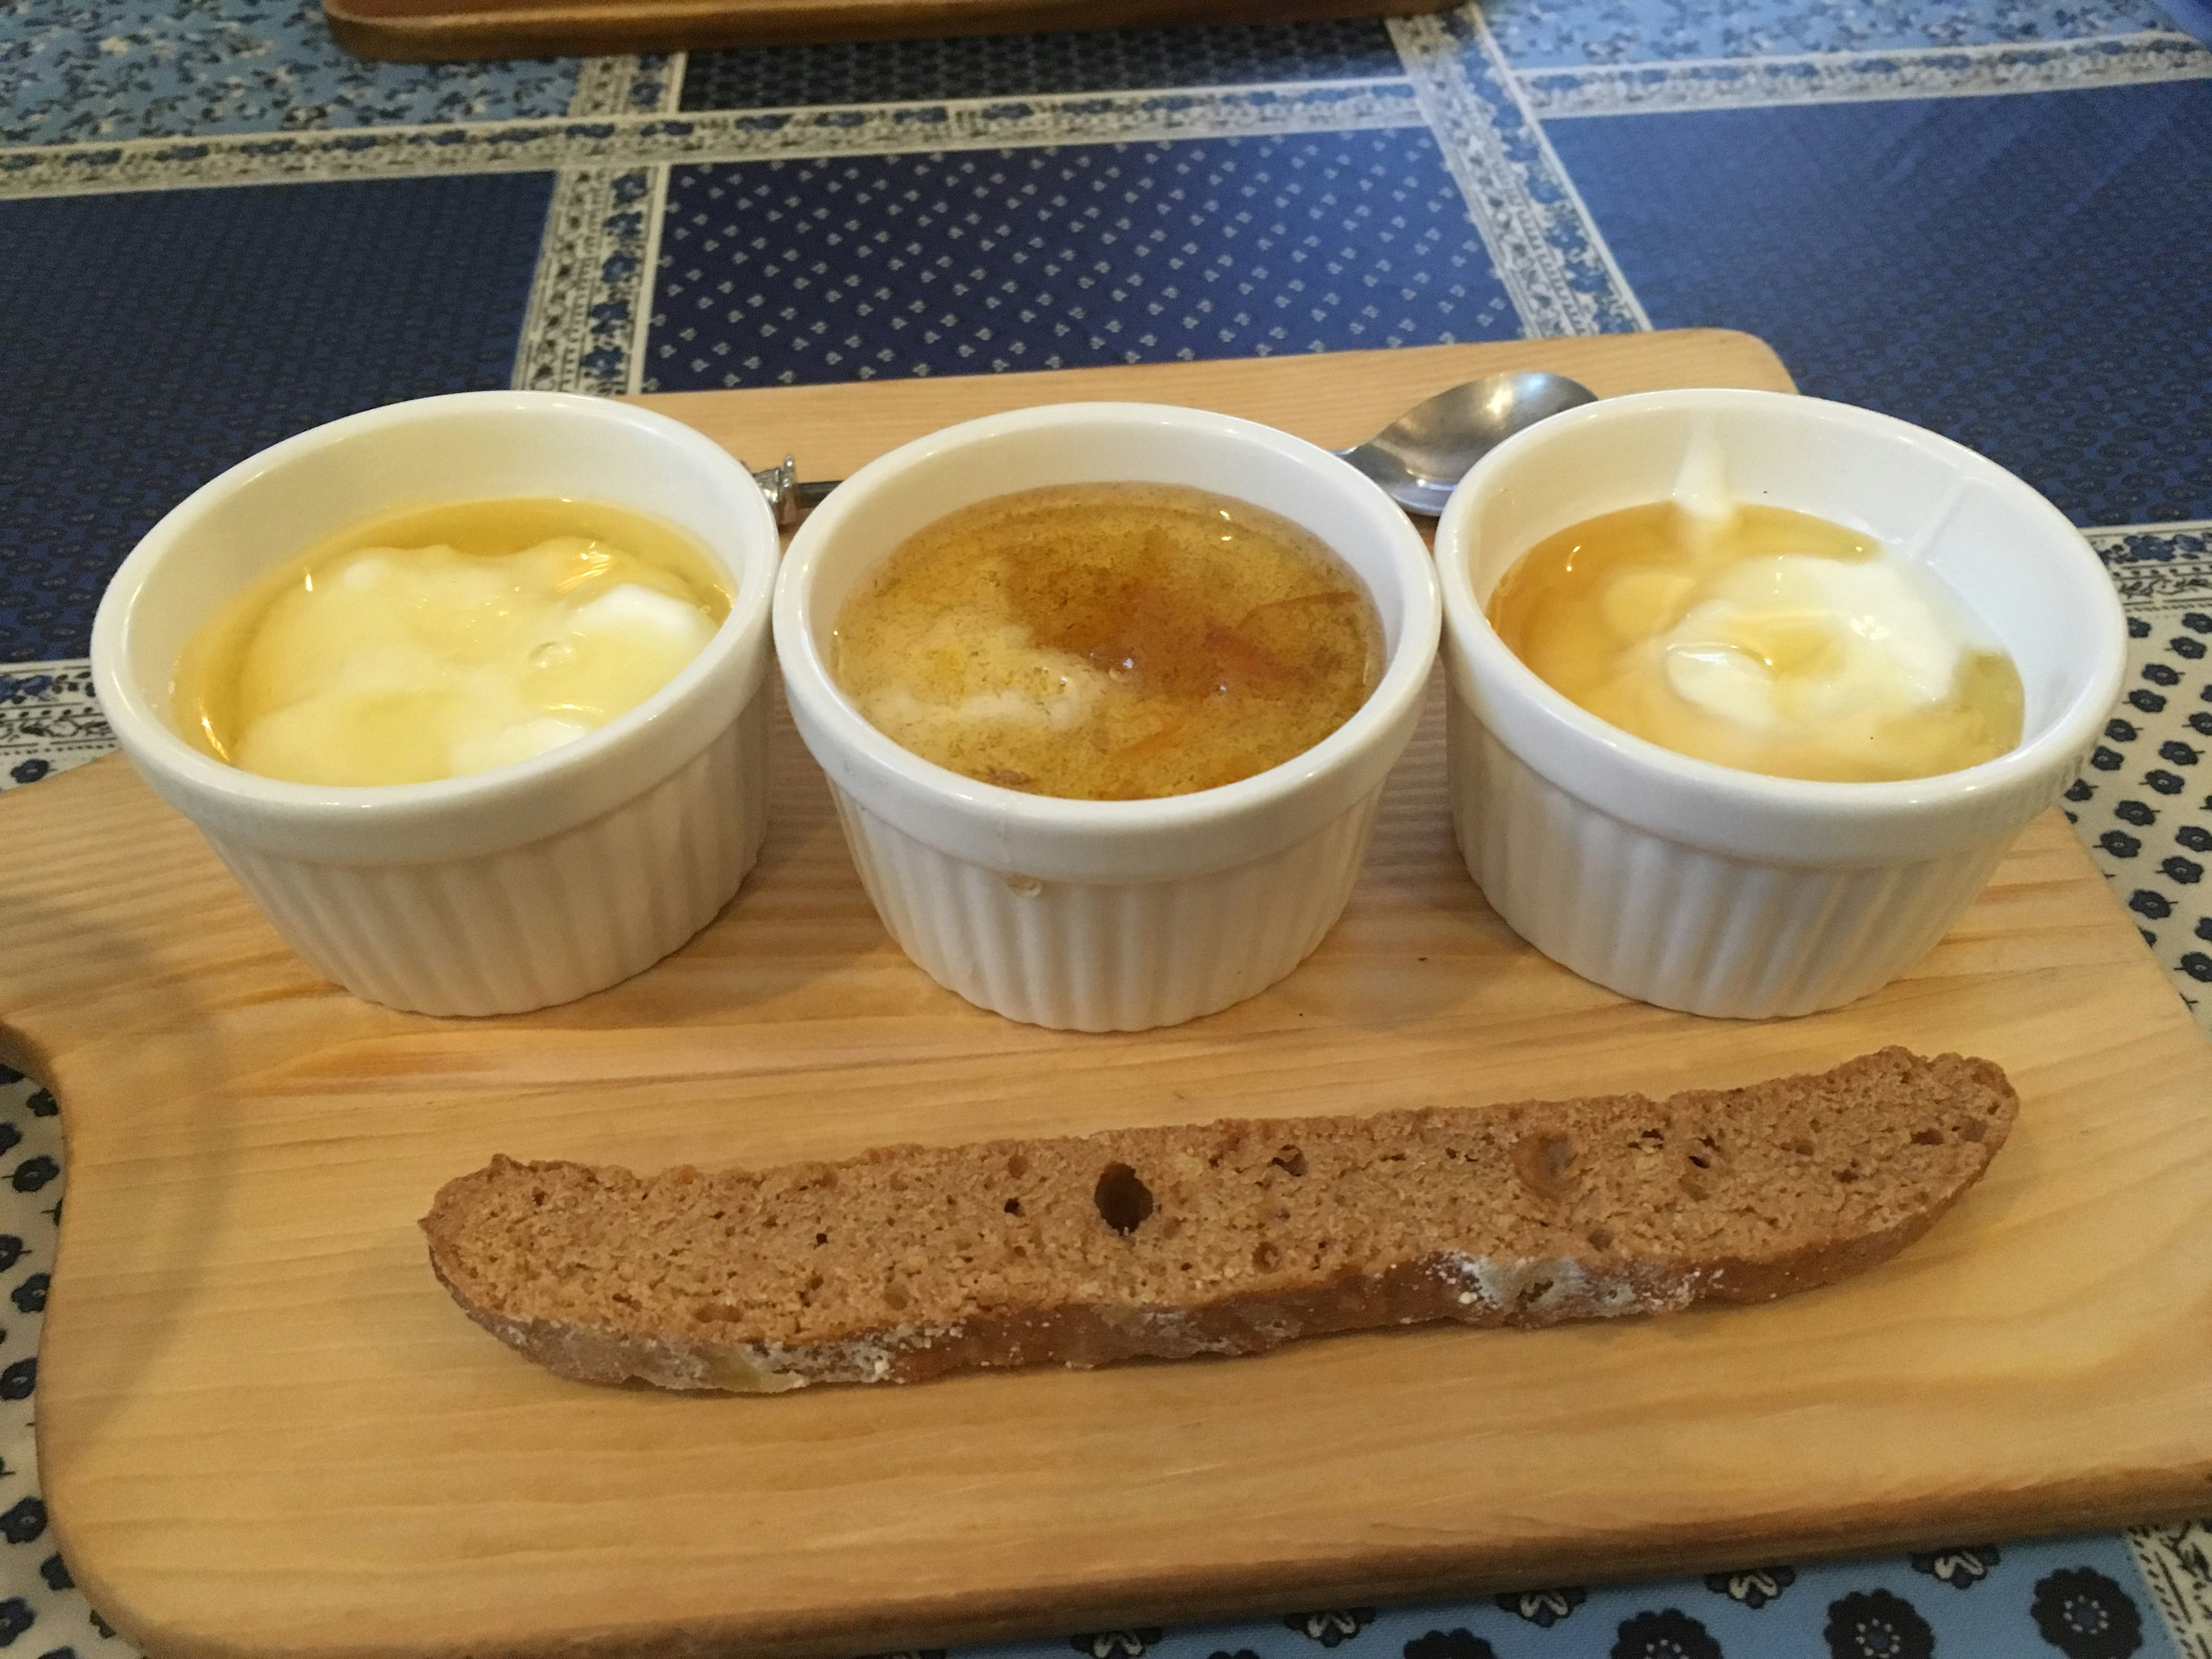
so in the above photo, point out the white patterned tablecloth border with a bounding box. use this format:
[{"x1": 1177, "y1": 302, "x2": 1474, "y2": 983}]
[
  {"x1": 0, "y1": 82, "x2": 1427, "y2": 201},
  {"x1": 513, "y1": 164, "x2": 669, "y2": 396},
  {"x1": 1388, "y1": 6, "x2": 1646, "y2": 338},
  {"x1": 0, "y1": 662, "x2": 110, "y2": 791},
  {"x1": 1517, "y1": 31, "x2": 2212, "y2": 117}
]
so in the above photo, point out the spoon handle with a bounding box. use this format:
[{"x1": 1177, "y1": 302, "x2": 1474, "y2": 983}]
[
  {"x1": 750, "y1": 457, "x2": 839, "y2": 528},
  {"x1": 753, "y1": 457, "x2": 1451, "y2": 525}
]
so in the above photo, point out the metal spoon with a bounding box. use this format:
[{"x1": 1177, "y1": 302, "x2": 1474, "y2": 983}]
[
  {"x1": 747, "y1": 369, "x2": 1596, "y2": 526},
  {"x1": 1327, "y1": 370, "x2": 1597, "y2": 516}
]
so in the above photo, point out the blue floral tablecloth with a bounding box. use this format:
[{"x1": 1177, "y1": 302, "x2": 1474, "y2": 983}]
[{"x1": 3, "y1": 2, "x2": 2211, "y2": 1655}]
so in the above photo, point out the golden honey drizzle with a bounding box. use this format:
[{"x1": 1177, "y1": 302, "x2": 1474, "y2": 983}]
[{"x1": 831, "y1": 483, "x2": 1384, "y2": 800}]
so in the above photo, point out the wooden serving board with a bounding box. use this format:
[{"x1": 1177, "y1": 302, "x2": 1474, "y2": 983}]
[
  {"x1": 13, "y1": 332, "x2": 2212, "y2": 1659},
  {"x1": 324, "y1": 0, "x2": 1450, "y2": 67}
]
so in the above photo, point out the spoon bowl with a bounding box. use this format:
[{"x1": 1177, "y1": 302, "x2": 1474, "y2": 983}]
[{"x1": 1332, "y1": 370, "x2": 1598, "y2": 516}]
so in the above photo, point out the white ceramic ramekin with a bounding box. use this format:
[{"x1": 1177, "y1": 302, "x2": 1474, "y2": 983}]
[
  {"x1": 1437, "y1": 388, "x2": 2126, "y2": 1018},
  {"x1": 90, "y1": 391, "x2": 781, "y2": 1016},
  {"x1": 774, "y1": 403, "x2": 1441, "y2": 1032}
]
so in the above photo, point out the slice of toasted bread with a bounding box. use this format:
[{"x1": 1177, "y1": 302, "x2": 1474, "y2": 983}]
[{"x1": 423, "y1": 1047, "x2": 2016, "y2": 1393}]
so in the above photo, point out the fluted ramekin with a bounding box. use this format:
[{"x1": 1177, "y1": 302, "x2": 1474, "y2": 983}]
[
  {"x1": 1437, "y1": 388, "x2": 2126, "y2": 1018},
  {"x1": 90, "y1": 392, "x2": 781, "y2": 1016},
  {"x1": 774, "y1": 403, "x2": 1441, "y2": 1032}
]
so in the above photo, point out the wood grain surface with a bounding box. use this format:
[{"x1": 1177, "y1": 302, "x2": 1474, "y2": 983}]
[
  {"x1": 324, "y1": 0, "x2": 1450, "y2": 65},
  {"x1": 638, "y1": 331, "x2": 1795, "y2": 490},
  {"x1": 12, "y1": 333, "x2": 2211, "y2": 1659}
]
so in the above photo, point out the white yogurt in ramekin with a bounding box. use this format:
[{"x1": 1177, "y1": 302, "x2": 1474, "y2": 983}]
[
  {"x1": 92, "y1": 392, "x2": 781, "y2": 1017},
  {"x1": 1657, "y1": 551, "x2": 1989, "y2": 736},
  {"x1": 1437, "y1": 389, "x2": 2126, "y2": 1018}
]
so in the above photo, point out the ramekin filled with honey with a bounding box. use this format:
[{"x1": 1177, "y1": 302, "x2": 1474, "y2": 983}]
[
  {"x1": 774, "y1": 403, "x2": 1441, "y2": 1032},
  {"x1": 90, "y1": 392, "x2": 781, "y2": 1016},
  {"x1": 1435, "y1": 388, "x2": 2126, "y2": 1018}
]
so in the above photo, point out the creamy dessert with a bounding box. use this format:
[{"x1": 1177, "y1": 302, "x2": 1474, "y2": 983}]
[
  {"x1": 1487, "y1": 502, "x2": 2023, "y2": 783},
  {"x1": 829, "y1": 483, "x2": 1385, "y2": 801},
  {"x1": 176, "y1": 498, "x2": 729, "y2": 786}
]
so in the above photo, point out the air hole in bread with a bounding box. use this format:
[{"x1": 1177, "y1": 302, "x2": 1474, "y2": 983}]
[
  {"x1": 884, "y1": 1283, "x2": 910, "y2": 1312},
  {"x1": 1004, "y1": 1196, "x2": 1024, "y2": 1216},
  {"x1": 1512, "y1": 1131, "x2": 1577, "y2": 1199},
  {"x1": 1094, "y1": 1163, "x2": 1155, "y2": 1235},
  {"x1": 1271, "y1": 1146, "x2": 1307, "y2": 1177},
  {"x1": 813, "y1": 1232, "x2": 828, "y2": 1246},
  {"x1": 1960, "y1": 1119, "x2": 1987, "y2": 1142},
  {"x1": 1253, "y1": 1240, "x2": 1281, "y2": 1271},
  {"x1": 1789, "y1": 1137, "x2": 1816, "y2": 1156},
  {"x1": 1586, "y1": 1224, "x2": 1615, "y2": 1252},
  {"x1": 1911, "y1": 1129, "x2": 1944, "y2": 1146},
  {"x1": 1687, "y1": 1152, "x2": 1711, "y2": 1170},
  {"x1": 1836, "y1": 1165, "x2": 1862, "y2": 1184},
  {"x1": 1006, "y1": 1153, "x2": 1029, "y2": 1178}
]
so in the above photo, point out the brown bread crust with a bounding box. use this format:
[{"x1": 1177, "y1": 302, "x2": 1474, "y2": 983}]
[{"x1": 422, "y1": 1047, "x2": 2016, "y2": 1393}]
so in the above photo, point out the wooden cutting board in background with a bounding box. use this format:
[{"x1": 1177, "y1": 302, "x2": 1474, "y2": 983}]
[
  {"x1": 325, "y1": 0, "x2": 1451, "y2": 65},
  {"x1": 10, "y1": 331, "x2": 2212, "y2": 1659}
]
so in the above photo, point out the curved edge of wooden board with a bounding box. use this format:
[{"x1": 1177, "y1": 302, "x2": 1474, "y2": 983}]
[
  {"x1": 322, "y1": 0, "x2": 1449, "y2": 62},
  {"x1": 0, "y1": 754, "x2": 224, "y2": 1088},
  {"x1": 51, "y1": 1450, "x2": 2212, "y2": 1659}
]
